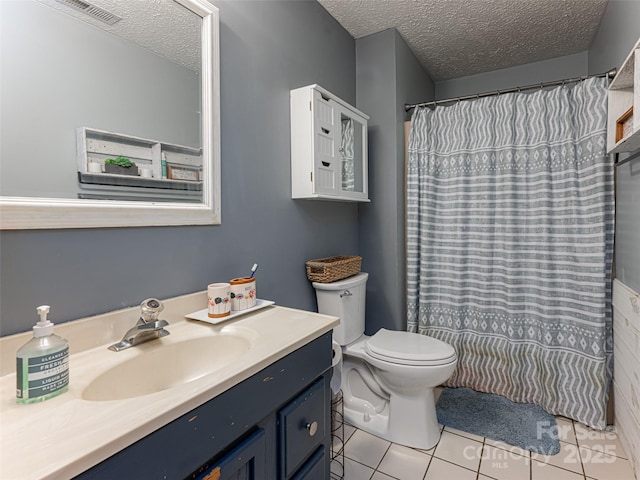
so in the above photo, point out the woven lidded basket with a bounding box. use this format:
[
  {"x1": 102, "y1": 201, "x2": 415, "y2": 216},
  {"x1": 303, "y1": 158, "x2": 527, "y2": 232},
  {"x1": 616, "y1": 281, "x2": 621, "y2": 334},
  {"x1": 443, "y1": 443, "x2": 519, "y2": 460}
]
[{"x1": 306, "y1": 255, "x2": 362, "y2": 283}]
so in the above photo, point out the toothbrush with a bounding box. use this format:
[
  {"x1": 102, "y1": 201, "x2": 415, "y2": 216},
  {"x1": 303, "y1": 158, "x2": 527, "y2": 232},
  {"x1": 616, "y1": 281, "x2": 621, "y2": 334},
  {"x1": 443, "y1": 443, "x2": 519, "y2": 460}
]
[{"x1": 249, "y1": 263, "x2": 259, "y2": 278}]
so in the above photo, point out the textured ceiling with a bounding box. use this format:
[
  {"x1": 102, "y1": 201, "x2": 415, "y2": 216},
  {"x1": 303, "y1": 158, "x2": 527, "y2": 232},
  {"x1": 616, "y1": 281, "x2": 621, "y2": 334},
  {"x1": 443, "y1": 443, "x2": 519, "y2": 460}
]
[
  {"x1": 37, "y1": 0, "x2": 201, "y2": 72},
  {"x1": 318, "y1": 0, "x2": 608, "y2": 81}
]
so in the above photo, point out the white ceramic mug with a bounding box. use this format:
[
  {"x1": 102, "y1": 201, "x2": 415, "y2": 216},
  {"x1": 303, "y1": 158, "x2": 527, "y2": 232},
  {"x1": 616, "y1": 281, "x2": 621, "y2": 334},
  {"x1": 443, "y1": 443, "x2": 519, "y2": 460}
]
[
  {"x1": 207, "y1": 283, "x2": 231, "y2": 318},
  {"x1": 230, "y1": 277, "x2": 257, "y2": 311}
]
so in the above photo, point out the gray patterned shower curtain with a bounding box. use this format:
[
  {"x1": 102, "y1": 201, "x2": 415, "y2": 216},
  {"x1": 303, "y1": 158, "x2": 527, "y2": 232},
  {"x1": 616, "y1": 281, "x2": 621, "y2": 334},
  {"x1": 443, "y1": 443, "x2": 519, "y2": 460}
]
[{"x1": 406, "y1": 78, "x2": 614, "y2": 428}]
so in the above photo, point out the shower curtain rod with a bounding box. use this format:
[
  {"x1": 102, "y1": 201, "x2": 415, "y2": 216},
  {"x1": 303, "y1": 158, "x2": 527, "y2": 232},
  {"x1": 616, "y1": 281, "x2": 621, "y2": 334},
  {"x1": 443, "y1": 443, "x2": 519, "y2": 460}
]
[{"x1": 404, "y1": 68, "x2": 617, "y2": 112}]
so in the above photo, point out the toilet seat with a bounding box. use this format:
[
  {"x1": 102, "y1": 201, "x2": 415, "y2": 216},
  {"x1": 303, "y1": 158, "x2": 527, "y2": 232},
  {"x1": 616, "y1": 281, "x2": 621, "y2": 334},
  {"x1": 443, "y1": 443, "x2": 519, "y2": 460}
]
[{"x1": 365, "y1": 329, "x2": 457, "y2": 366}]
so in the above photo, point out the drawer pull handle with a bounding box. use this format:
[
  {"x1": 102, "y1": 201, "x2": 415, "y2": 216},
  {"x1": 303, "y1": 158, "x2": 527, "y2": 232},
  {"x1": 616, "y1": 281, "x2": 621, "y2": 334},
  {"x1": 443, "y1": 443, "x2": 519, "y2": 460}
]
[{"x1": 305, "y1": 421, "x2": 318, "y2": 437}]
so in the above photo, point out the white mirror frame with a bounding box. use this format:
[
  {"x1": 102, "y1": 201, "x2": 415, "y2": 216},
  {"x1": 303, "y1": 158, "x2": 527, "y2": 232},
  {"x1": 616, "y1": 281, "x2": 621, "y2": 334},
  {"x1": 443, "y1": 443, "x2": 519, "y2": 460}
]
[{"x1": 0, "y1": 0, "x2": 220, "y2": 229}]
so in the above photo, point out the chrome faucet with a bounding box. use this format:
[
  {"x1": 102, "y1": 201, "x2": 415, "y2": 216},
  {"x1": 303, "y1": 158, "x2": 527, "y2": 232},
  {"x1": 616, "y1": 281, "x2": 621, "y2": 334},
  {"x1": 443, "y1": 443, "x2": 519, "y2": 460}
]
[{"x1": 108, "y1": 298, "x2": 170, "y2": 351}]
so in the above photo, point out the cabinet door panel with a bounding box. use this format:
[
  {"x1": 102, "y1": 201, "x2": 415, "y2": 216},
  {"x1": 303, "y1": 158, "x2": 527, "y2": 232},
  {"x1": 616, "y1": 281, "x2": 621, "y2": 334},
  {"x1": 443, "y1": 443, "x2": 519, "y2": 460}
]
[
  {"x1": 191, "y1": 428, "x2": 266, "y2": 480},
  {"x1": 291, "y1": 446, "x2": 325, "y2": 480},
  {"x1": 312, "y1": 94, "x2": 338, "y2": 195}
]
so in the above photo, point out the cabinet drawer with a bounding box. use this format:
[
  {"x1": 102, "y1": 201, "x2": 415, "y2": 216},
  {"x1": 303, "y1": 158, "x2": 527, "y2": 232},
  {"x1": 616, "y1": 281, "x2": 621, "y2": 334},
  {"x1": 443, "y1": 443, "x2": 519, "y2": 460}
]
[{"x1": 279, "y1": 377, "x2": 326, "y2": 478}]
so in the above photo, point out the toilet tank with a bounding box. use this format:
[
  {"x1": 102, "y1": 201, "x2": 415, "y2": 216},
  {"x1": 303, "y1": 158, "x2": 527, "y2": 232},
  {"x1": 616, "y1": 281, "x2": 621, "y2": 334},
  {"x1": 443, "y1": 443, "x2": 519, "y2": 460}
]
[{"x1": 312, "y1": 272, "x2": 368, "y2": 345}]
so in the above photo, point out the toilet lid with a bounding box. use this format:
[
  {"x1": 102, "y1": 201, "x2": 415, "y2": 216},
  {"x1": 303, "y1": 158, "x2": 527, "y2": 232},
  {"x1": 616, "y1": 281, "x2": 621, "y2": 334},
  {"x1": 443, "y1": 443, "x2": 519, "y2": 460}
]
[{"x1": 365, "y1": 329, "x2": 457, "y2": 366}]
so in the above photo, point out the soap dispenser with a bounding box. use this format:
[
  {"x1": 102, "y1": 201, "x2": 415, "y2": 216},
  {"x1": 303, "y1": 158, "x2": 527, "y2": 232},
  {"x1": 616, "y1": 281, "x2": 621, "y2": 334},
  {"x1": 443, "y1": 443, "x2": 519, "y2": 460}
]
[{"x1": 16, "y1": 305, "x2": 69, "y2": 404}]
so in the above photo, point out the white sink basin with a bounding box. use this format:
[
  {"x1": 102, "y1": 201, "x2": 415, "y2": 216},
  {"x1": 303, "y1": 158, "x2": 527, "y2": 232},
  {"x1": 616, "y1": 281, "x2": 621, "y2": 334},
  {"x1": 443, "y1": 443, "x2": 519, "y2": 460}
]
[{"x1": 82, "y1": 334, "x2": 252, "y2": 401}]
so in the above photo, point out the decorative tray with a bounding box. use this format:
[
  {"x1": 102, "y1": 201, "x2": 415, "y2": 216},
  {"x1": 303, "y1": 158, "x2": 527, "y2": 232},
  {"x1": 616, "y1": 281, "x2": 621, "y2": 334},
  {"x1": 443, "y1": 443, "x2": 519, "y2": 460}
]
[{"x1": 185, "y1": 299, "x2": 275, "y2": 325}]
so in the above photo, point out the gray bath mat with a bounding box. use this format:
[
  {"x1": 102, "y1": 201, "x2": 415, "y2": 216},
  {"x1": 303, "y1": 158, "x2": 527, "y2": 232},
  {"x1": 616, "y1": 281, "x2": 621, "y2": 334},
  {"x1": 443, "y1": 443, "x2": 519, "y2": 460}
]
[{"x1": 436, "y1": 387, "x2": 560, "y2": 454}]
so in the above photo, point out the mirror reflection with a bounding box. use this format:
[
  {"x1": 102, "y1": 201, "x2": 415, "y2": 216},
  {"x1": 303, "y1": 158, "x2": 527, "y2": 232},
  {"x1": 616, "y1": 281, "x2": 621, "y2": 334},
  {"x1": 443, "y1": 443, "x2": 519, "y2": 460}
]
[
  {"x1": 1, "y1": 0, "x2": 203, "y2": 203},
  {"x1": 340, "y1": 114, "x2": 364, "y2": 194}
]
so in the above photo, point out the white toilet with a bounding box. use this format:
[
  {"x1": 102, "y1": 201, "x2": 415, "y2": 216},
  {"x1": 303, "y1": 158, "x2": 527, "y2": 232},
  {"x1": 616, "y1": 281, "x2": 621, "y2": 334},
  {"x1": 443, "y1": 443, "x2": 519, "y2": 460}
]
[{"x1": 313, "y1": 272, "x2": 457, "y2": 450}]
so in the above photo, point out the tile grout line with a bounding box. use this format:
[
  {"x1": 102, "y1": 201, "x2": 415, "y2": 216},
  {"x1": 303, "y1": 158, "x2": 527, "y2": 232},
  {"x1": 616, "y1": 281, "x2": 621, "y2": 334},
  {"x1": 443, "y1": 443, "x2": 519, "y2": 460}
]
[
  {"x1": 371, "y1": 441, "x2": 393, "y2": 479},
  {"x1": 342, "y1": 427, "x2": 381, "y2": 478},
  {"x1": 481, "y1": 435, "x2": 489, "y2": 479},
  {"x1": 430, "y1": 455, "x2": 486, "y2": 477},
  {"x1": 574, "y1": 419, "x2": 589, "y2": 480},
  {"x1": 422, "y1": 452, "x2": 434, "y2": 480},
  {"x1": 530, "y1": 453, "x2": 588, "y2": 478},
  {"x1": 421, "y1": 428, "x2": 444, "y2": 480},
  {"x1": 475, "y1": 435, "x2": 487, "y2": 480},
  {"x1": 477, "y1": 439, "x2": 498, "y2": 480}
]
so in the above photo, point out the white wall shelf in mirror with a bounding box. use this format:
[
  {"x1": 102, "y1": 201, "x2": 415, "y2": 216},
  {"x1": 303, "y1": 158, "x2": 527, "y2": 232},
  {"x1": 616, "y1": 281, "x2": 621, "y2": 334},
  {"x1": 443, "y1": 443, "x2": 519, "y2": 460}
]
[
  {"x1": 0, "y1": 0, "x2": 220, "y2": 229},
  {"x1": 607, "y1": 37, "x2": 640, "y2": 154},
  {"x1": 290, "y1": 84, "x2": 370, "y2": 202},
  {"x1": 77, "y1": 127, "x2": 202, "y2": 202}
]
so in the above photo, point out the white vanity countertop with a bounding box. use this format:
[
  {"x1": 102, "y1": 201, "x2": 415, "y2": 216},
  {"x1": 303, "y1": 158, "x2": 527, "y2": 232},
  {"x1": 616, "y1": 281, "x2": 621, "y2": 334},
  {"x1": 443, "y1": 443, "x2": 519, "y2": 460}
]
[{"x1": 0, "y1": 292, "x2": 338, "y2": 480}]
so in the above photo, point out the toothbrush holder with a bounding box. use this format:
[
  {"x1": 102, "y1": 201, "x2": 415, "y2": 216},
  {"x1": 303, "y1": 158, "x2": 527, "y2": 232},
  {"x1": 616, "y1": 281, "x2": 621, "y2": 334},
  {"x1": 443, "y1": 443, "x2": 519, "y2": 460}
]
[{"x1": 230, "y1": 277, "x2": 257, "y2": 311}]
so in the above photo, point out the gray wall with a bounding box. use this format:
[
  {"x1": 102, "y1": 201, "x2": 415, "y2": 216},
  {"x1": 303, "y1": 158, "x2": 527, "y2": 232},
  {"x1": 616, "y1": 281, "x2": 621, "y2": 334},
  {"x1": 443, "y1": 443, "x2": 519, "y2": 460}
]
[
  {"x1": 1, "y1": 1, "x2": 199, "y2": 198},
  {"x1": 356, "y1": 29, "x2": 434, "y2": 334},
  {"x1": 0, "y1": 0, "x2": 359, "y2": 336},
  {"x1": 588, "y1": 0, "x2": 640, "y2": 75},
  {"x1": 435, "y1": 51, "x2": 588, "y2": 100},
  {"x1": 588, "y1": 0, "x2": 640, "y2": 293}
]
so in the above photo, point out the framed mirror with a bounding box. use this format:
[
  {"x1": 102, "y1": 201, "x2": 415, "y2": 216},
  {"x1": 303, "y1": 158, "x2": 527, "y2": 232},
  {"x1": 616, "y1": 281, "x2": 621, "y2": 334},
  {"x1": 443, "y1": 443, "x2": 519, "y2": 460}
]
[{"x1": 0, "y1": 0, "x2": 220, "y2": 229}]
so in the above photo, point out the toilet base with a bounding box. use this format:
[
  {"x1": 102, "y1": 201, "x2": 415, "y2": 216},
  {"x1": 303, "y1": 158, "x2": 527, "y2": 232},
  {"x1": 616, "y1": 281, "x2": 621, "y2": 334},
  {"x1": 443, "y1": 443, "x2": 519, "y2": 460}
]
[{"x1": 344, "y1": 387, "x2": 441, "y2": 450}]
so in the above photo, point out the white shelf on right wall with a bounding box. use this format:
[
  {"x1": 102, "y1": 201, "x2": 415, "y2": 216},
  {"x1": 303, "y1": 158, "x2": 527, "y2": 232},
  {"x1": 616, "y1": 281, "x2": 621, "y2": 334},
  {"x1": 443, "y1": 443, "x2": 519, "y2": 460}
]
[{"x1": 608, "y1": 38, "x2": 640, "y2": 154}]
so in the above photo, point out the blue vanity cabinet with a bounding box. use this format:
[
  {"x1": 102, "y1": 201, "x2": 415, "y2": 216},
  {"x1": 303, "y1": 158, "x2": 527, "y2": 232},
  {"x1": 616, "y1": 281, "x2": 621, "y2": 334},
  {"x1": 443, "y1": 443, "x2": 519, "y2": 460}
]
[{"x1": 74, "y1": 332, "x2": 332, "y2": 480}]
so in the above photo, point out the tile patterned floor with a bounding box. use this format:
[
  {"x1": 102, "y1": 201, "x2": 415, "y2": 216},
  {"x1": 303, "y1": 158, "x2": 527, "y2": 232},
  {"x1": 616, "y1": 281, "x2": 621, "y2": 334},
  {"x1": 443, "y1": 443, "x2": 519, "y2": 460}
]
[{"x1": 333, "y1": 415, "x2": 637, "y2": 480}]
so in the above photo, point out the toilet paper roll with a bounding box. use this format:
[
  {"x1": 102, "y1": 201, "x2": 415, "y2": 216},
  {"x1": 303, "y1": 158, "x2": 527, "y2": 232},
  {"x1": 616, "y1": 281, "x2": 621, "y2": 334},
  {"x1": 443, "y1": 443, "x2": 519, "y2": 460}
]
[{"x1": 331, "y1": 340, "x2": 343, "y2": 395}]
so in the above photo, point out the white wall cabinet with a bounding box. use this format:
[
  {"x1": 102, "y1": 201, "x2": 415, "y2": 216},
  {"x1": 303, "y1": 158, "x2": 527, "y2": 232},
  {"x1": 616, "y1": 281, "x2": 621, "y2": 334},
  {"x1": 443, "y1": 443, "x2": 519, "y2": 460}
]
[
  {"x1": 291, "y1": 84, "x2": 370, "y2": 202},
  {"x1": 607, "y1": 38, "x2": 640, "y2": 154}
]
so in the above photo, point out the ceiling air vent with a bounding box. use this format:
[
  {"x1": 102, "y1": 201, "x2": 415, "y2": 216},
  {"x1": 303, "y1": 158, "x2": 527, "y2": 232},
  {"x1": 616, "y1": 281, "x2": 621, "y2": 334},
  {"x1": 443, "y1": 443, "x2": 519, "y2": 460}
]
[{"x1": 55, "y1": 0, "x2": 122, "y2": 26}]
